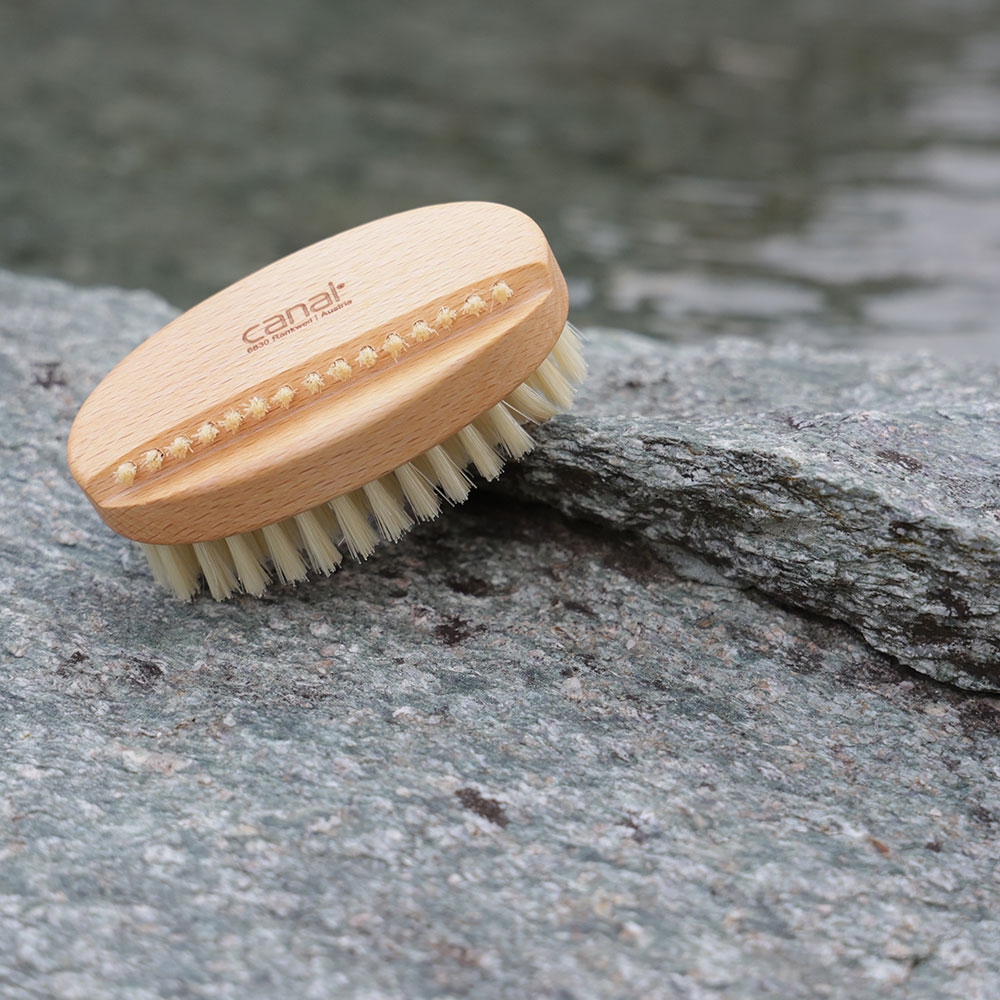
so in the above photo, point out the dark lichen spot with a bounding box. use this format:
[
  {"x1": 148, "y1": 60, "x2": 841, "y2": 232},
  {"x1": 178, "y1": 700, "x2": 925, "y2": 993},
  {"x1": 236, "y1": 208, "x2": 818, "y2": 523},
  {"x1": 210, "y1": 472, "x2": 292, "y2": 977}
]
[
  {"x1": 618, "y1": 813, "x2": 647, "y2": 844},
  {"x1": 127, "y1": 658, "x2": 164, "y2": 688},
  {"x1": 924, "y1": 840, "x2": 943, "y2": 852},
  {"x1": 434, "y1": 616, "x2": 484, "y2": 646},
  {"x1": 969, "y1": 804, "x2": 996, "y2": 826},
  {"x1": 57, "y1": 649, "x2": 89, "y2": 675},
  {"x1": 33, "y1": 362, "x2": 66, "y2": 389},
  {"x1": 927, "y1": 589, "x2": 972, "y2": 620},
  {"x1": 957, "y1": 698, "x2": 1000, "y2": 737},
  {"x1": 446, "y1": 576, "x2": 495, "y2": 597},
  {"x1": 561, "y1": 598, "x2": 597, "y2": 618},
  {"x1": 455, "y1": 788, "x2": 508, "y2": 827},
  {"x1": 876, "y1": 449, "x2": 923, "y2": 473}
]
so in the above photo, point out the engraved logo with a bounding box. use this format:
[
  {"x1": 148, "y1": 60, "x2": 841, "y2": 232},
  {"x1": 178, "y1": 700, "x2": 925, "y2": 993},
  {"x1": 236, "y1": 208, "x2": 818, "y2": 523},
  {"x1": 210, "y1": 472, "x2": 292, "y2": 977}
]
[{"x1": 242, "y1": 280, "x2": 353, "y2": 353}]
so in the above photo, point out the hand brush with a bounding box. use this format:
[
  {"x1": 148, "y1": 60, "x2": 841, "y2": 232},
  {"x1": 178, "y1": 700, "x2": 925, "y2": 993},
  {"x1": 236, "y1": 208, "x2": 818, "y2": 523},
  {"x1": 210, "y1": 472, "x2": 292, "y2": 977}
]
[{"x1": 67, "y1": 201, "x2": 585, "y2": 600}]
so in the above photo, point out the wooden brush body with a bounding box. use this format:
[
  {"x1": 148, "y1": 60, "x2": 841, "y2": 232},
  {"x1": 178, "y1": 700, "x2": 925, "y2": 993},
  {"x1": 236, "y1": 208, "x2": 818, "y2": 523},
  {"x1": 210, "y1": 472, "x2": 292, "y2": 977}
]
[{"x1": 68, "y1": 202, "x2": 568, "y2": 544}]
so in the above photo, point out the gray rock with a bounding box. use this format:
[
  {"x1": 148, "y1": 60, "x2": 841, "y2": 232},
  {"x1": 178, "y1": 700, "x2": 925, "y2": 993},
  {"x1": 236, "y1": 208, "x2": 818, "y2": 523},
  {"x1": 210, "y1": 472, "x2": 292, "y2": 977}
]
[
  {"x1": 500, "y1": 332, "x2": 1000, "y2": 692},
  {"x1": 2, "y1": 270, "x2": 1000, "y2": 1000}
]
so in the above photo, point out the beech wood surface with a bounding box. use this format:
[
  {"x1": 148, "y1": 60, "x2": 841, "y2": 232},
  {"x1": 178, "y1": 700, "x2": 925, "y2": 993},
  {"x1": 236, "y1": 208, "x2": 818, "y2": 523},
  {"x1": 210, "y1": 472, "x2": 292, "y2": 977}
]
[{"x1": 68, "y1": 202, "x2": 569, "y2": 544}]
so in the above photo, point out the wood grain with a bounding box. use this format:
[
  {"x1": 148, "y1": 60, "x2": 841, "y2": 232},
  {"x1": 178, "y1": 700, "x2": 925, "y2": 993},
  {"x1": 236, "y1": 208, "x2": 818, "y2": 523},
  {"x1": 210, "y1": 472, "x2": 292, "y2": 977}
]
[{"x1": 68, "y1": 202, "x2": 569, "y2": 544}]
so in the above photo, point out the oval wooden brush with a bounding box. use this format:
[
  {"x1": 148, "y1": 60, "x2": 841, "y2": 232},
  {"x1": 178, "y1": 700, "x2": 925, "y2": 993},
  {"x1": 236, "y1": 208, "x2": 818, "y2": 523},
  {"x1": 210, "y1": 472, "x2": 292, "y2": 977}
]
[{"x1": 67, "y1": 201, "x2": 586, "y2": 599}]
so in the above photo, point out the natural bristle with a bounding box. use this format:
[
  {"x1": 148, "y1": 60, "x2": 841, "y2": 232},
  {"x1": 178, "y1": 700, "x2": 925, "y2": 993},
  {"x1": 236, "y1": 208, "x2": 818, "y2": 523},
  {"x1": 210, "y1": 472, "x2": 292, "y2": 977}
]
[
  {"x1": 167, "y1": 436, "x2": 192, "y2": 460},
  {"x1": 271, "y1": 385, "x2": 295, "y2": 409},
  {"x1": 491, "y1": 281, "x2": 513, "y2": 305},
  {"x1": 247, "y1": 396, "x2": 269, "y2": 420},
  {"x1": 135, "y1": 321, "x2": 585, "y2": 600},
  {"x1": 461, "y1": 294, "x2": 487, "y2": 317},
  {"x1": 222, "y1": 409, "x2": 243, "y2": 432},
  {"x1": 115, "y1": 462, "x2": 138, "y2": 486},
  {"x1": 412, "y1": 320, "x2": 435, "y2": 343},
  {"x1": 435, "y1": 306, "x2": 457, "y2": 328},
  {"x1": 330, "y1": 493, "x2": 379, "y2": 561},
  {"x1": 328, "y1": 358, "x2": 352, "y2": 382},
  {"x1": 141, "y1": 449, "x2": 164, "y2": 472},
  {"x1": 260, "y1": 522, "x2": 309, "y2": 584},
  {"x1": 196, "y1": 422, "x2": 219, "y2": 445},
  {"x1": 384, "y1": 333, "x2": 407, "y2": 360}
]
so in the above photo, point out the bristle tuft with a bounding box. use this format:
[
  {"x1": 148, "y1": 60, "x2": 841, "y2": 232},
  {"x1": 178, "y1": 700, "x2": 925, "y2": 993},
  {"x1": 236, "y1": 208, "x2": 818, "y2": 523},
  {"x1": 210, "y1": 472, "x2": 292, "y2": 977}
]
[
  {"x1": 222, "y1": 409, "x2": 243, "y2": 432},
  {"x1": 260, "y1": 522, "x2": 309, "y2": 584},
  {"x1": 115, "y1": 462, "x2": 137, "y2": 486},
  {"x1": 357, "y1": 346, "x2": 378, "y2": 369},
  {"x1": 551, "y1": 323, "x2": 588, "y2": 386},
  {"x1": 461, "y1": 294, "x2": 487, "y2": 317},
  {"x1": 294, "y1": 509, "x2": 343, "y2": 575},
  {"x1": 456, "y1": 424, "x2": 504, "y2": 480},
  {"x1": 384, "y1": 333, "x2": 406, "y2": 360},
  {"x1": 193, "y1": 540, "x2": 239, "y2": 600},
  {"x1": 527, "y1": 358, "x2": 574, "y2": 411},
  {"x1": 328, "y1": 358, "x2": 352, "y2": 382},
  {"x1": 423, "y1": 445, "x2": 471, "y2": 503},
  {"x1": 477, "y1": 403, "x2": 534, "y2": 459},
  {"x1": 362, "y1": 479, "x2": 414, "y2": 541},
  {"x1": 491, "y1": 280, "x2": 513, "y2": 305},
  {"x1": 395, "y1": 462, "x2": 441, "y2": 520},
  {"x1": 167, "y1": 436, "x2": 192, "y2": 460},
  {"x1": 141, "y1": 449, "x2": 164, "y2": 472},
  {"x1": 141, "y1": 543, "x2": 201, "y2": 600},
  {"x1": 304, "y1": 372, "x2": 325, "y2": 394},
  {"x1": 225, "y1": 533, "x2": 270, "y2": 596},
  {"x1": 246, "y1": 396, "x2": 269, "y2": 420},
  {"x1": 271, "y1": 385, "x2": 295, "y2": 409},
  {"x1": 412, "y1": 320, "x2": 435, "y2": 342},
  {"x1": 435, "y1": 306, "x2": 457, "y2": 328},
  {"x1": 504, "y1": 383, "x2": 559, "y2": 423},
  {"x1": 329, "y1": 493, "x2": 378, "y2": 560},
  {"x1": 196, "y1": 422, "x2": 219, "y2": 445}
]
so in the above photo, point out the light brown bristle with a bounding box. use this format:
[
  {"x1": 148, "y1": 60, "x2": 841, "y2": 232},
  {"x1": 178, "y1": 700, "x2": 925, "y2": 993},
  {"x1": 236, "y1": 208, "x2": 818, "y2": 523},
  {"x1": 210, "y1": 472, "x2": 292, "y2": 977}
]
[
  {"x1": 246, "y1": 396, "x2": 269, "y2": 420},
  {"x1": 222, "y1": 409, "x2": 243, "y2": 432},
  {"x1": 115, "y1": 462, "x2": 138, "y2": 486},
  {"x1": 461, "y1": 294, "x2": 487, "y2": 317},
  {"x1": 435, "y1": 306, "x2": 457, "y2": 328},
  {"x1": 196, "y1": 422, "x2": 219, "y2": 446},
  {"x1": 225, "y1": 533, "x2": 270, "y2": 596},
  {"x1": 330, "y1": 493, "x2": 379, "y2": 561},
  {"x1": 304, "y1": 372, "x2": 325, "y2": 394},
  {"x1": 167, "y1": 436, "x2": 192, "y2": 460},
  {"x1": 141, "y1": 449, "x2": 164, "y2": 472},
  {"x1": 491, "y1": 281, "x2": 514, "y2": 305},
  {"x1": 412, "y1": 320, "x2": 436, "y2": 342},
  {"x1": 384, "y1": 333, "x2": 406, "y2": 360},
  {"x1": 328, "y1": 358, "x2": 352, "y2": 382},
  {"x1": 260, "y1": 522, "x2": 308, "y2": 584},
  {"x1": 357, "y1": 346, "x2": 378, "y2": 369},
  {"x1": 271, "y1": 385, "x2": 295, "y2": 409}
]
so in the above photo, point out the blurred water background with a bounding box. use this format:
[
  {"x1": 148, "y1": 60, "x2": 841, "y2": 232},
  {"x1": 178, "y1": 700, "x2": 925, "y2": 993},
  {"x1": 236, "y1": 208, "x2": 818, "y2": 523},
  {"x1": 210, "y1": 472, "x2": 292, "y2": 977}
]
[{"x1": 3, "y1": 0, "x2": 1000, "y2": 358}]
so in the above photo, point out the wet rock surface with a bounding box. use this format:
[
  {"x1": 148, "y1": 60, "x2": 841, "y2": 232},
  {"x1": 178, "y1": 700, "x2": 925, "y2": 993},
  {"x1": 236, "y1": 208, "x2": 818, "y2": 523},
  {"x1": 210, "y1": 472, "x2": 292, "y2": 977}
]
[{"x1": 2, "y1": 271, "x2": 1000, "y2": 999}]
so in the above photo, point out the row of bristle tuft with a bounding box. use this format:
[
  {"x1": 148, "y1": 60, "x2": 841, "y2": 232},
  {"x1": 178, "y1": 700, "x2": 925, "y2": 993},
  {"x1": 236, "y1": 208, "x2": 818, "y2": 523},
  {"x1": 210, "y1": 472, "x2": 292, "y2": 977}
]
[
  {"x1": 115, "y1": 280, "x2": 517, "y2": 487},
  {"x1": 139, "y1": 323, "x2": 585, "y2": 600}
]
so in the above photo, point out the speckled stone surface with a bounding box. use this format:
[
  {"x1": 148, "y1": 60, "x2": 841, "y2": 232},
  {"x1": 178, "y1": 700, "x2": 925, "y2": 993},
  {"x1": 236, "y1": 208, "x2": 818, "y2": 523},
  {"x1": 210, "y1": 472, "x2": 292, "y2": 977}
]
[
  {"x1": 2, "y1": 271, "x2": 1000, "y2": 999},
  {"x1": 502, "y1": 332, "x2": 1000, "y2": 692}
]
